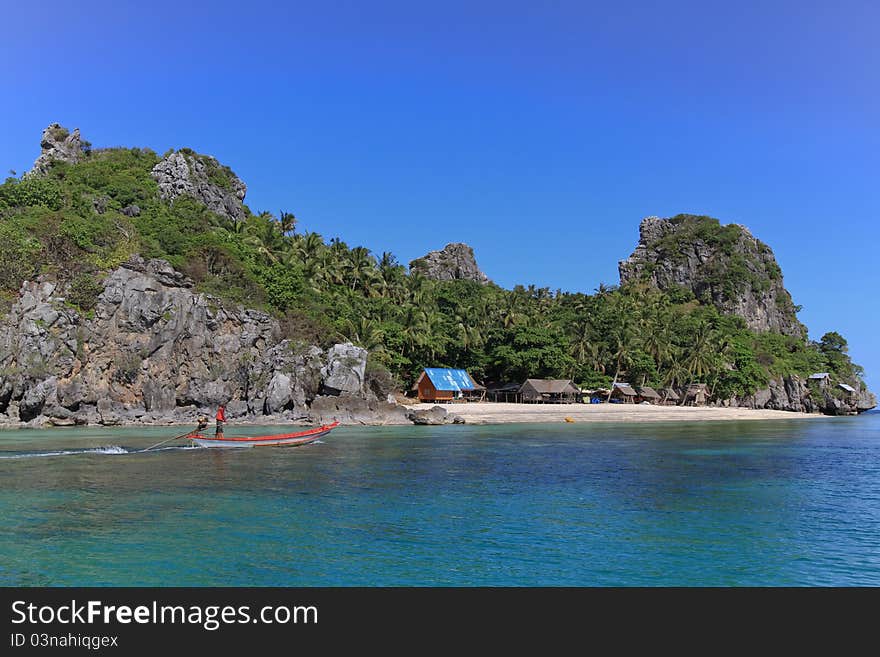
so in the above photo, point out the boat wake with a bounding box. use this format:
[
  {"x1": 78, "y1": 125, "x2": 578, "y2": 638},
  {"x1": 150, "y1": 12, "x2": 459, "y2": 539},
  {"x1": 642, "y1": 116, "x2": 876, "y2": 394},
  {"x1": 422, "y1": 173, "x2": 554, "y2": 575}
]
[
  {"x1": 0, "y1": 445, "x2": 129, "y2": 460},
  {"x1": 0, "y1": 444, "x2": 198, "y2": 460}
]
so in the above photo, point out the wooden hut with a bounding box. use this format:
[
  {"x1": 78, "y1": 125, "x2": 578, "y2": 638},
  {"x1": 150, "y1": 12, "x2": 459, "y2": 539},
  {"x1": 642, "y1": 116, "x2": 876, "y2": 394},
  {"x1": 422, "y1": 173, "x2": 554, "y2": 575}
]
[
  {"x1": 413, "y1": 368, "x2": 484, "y2": 403},
  {"x1": 610, "y1": 382, "x2": 638, "y2": 403},
  {"x1": 838, "y1": 382, "x2": 857, "y2": 402},
  {"x1": 683, "y1": 383, "x2": 710, "y2": 406},
  {"x1": 486, "y1": 382, "x2": 521, "y2": 403},
  {"x1": 636, "y1": 386, "x2": 661, "y2": 404},
  {"x1": 659, "y1": 388, "x2": 680, "y2": 405},
  {"x1": 518, "y1": 379, "x2": 581, "y2": 404}
]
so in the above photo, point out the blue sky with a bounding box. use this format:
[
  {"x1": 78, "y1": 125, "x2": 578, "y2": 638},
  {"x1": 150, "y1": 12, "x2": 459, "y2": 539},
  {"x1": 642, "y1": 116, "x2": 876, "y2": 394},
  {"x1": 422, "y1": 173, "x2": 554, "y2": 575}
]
[{"x1": 2, "y1": 1, "x2": 878, "y2": 388}]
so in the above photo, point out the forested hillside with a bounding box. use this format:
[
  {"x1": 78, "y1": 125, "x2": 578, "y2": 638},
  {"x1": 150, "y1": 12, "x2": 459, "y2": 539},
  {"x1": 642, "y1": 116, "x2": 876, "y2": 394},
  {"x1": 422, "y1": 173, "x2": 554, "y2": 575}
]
[{"x1": 0, "y1": 127, "x2": 870, "y2": 413}]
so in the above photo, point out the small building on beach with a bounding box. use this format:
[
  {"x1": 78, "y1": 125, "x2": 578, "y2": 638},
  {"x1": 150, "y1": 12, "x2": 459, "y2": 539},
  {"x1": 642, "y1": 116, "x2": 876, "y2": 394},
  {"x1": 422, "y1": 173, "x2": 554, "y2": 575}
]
[
  {"x1": 683, "y1": 383, "x2": 710, "y2": 406},
  {"x1": 610, "y1": 382, "x2": 638, "y2": 403},
  {"x1": 659, "y1": 388, "x2": 680, "y2": 405},
  {"x1": 486, "y1": 382, "x2": 522, "y2": 403},
  {"x1": 636, "y1": 386, "x2": 661, "y2": 404},
  {"x1": 809, "y1": 373, "x2": 831, "y2": 386},
  {"x1": 518, "y1": 379, "x2": 581, "y2": 403},
  {"x1": 413, "y1": 368, "x2": 484, "y2": 403}
]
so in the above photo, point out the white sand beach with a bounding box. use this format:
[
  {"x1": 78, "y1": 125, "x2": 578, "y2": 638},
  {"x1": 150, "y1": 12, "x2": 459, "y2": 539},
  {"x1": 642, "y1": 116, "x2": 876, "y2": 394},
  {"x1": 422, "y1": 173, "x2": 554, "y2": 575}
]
[{"x1": 410, "y1": 402, "x2": 820, "y2": 424}]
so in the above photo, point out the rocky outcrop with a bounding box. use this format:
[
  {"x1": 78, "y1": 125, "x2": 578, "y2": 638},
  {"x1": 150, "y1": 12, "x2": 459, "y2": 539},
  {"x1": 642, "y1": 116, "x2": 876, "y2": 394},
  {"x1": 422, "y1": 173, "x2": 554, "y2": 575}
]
[
  {"x1": 309, "y1": 395, "x2": 412, "y2": 425},
  {"x1": 722, "y1": 374, "x2": 876, "y2": 416},
  {"x1": 407, "y1": 406, "x2": 465, "y2": 425},
  {"x1": 409, "y1": 243, "x2": 490, "y2": 284},
  {"x1": 619, "y1": 216, "x2": 805, "y2": 337},
  {"x1": 0, "y1": 256, "x2": 406, "y2": 426},
  {"x1": 321, "y1": 343, "x2": 367, "y2": 395},
  {"x1": 151, "y1": 150, "x2": 248, "y2": 223},
  {"x1": 26, "y1": 123, "x2": 86, "y2": 176}
]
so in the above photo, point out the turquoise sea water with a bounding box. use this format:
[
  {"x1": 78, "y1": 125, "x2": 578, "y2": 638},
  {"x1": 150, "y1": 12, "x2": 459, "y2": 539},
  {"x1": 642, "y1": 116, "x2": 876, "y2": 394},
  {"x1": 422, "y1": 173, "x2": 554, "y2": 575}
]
[{"x1": 1, "y1": 415, "x2": 879, "y2": 586}]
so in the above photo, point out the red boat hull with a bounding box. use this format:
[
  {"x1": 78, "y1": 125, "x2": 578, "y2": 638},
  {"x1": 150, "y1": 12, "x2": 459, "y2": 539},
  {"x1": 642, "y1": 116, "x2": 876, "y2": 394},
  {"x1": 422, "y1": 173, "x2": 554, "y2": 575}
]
[{"x1": 187, "y1": 421, "x2": 339, "y2": 448}]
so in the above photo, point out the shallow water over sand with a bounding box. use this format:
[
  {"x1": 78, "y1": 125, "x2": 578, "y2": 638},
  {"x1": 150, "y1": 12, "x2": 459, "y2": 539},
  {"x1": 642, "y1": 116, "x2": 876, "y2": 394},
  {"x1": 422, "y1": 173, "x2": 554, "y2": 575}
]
[{"x1": 1, "y1": 416, "x2": 879, "y2": 585}]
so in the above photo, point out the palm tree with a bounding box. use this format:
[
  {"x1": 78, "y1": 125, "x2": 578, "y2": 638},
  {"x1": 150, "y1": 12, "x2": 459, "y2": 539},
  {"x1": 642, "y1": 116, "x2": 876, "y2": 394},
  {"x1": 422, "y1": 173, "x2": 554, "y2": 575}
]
[
  {"x1": 686, "y1": 321, "x2": 718, "y2": 382},
  {"x1": 377, "y1": 252, "x2": 404, "y2": 299},
  {"x1": 569, "y1": 322, "x2": 598, "y2": 370},
  {"x1": 243, "y1": 216, "x2": 284, "y2": 263},
  {"x1": 454, "y1": 314, "x2": 484, "y2": 351},
  {"x1": 345, "y1": 246, "x2": 376, "y2": 293},
  {"x1": 345, "y1": 317, "x2": 385, "y2": 353},
  {"x1": 500, "y1": 294, "x2": 526, "y2": 328},
  {"x1": 210, "y1": 214, "x2": 246, "y2": 240},
  {"x1": 642, "y1": 305, "x2": 674, "y2": 373},
  {"x1": 296, "y1": 231, "x2": 325, "y2": 265},
  {"x1": 320, "y1": 250, "x2": 345, "y2": 287},
  {"x1": 663, "y1": 356, "x2": 689, "y2": 392},
  {"x1": 605, "y1": 299, "x2": 636, "y2": 402},
  {"x1": 279, "y1": 210, "x2": 297, "y2": 237},
  {"x1": 419, "y1": 309, "x2": 447, "y2": 362},
  {"x1": 406, "y1": 272, "x2": 431, "y2": 307}
]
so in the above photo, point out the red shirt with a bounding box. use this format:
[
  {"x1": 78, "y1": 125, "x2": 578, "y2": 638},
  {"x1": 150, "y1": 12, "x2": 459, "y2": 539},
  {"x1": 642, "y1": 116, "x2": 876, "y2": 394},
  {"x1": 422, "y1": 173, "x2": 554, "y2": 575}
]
[{"x1": 216, "y1": 407, "x2": 226, "y2": 422}]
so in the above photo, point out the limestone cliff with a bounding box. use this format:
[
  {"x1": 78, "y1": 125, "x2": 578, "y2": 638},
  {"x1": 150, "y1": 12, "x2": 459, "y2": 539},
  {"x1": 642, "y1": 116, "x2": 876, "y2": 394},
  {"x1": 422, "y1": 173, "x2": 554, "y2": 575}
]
[
  {"x1": 619, "y1": 215, "x2": 805, "y2": 337},
  {"x1": 409, "y1": 243, "x2": 490, "y2": 284},
  {"x1": 151, "y1": 149, "x2": 248, "y2": 223},
  {"x1": 26, "y1": 123, "x2": 87, "y2": 176},
  {"x1": 0, "y1": 257, "x2": 410, "y2": 427},
  {"x1": 722, "y1": 374, "x2": 876, "y2": 416}
]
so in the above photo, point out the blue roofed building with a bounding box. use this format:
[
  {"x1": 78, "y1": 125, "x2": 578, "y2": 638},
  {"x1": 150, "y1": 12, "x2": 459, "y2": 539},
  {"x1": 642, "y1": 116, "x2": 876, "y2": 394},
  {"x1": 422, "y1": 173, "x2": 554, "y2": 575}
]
[{"x1": 413, "y1": 368, "x2": 485, "y2": 402}]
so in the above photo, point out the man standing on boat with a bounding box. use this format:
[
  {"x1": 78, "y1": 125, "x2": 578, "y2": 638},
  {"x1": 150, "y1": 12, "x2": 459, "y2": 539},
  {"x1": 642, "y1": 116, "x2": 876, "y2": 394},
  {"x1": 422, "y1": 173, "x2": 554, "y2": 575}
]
[{"x1": 215, "y1": 403, "x2": 227, "y2": 437}]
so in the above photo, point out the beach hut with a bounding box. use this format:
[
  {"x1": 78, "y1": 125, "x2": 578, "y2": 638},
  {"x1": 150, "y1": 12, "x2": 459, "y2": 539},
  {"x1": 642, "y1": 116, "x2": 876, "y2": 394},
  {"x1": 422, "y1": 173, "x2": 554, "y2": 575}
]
[
  {"x1": 518, "y1": 379, "x2": 581, "y2": 404},
  {"x1": 636, "y1": 386, "x2": 661, "y2": 404},
  {"x1": 413, "y1": 368, "x2": 484, "y2": 403},
  {"x1": 610, "y1": 382, "x2": 638, "y2": 404},
  {"x1": 683, "y1": 383, "x2": 710, "y2": 406},
  {"x1": 838, "y1": 382, "x2": 857, "y2": 402},
  {"x1": 659, "y1": 388, "x2": 680, "y2": 405},
  {"x1": 486, "y1": 382, "x2": 522, "y2": 403},
  {"x1": 809, "y1": 373, "x2": 831, "y2": 387}
]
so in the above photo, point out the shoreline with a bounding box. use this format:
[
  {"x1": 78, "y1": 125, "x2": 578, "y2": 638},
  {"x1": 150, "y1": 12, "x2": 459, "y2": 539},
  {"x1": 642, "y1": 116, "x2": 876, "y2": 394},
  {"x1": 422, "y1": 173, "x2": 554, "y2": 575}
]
[
  {"x1": 0, "y1": 402, "x2": 831, "y2": 431},
  {"x1": 410, "y1": 402, "x2": 822, "y2": 424}
]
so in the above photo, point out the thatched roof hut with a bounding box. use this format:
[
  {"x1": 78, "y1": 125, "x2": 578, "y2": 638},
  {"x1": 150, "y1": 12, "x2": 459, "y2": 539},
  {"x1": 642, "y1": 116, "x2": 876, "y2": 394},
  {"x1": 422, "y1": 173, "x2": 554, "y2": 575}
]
[
  {"x1": 684, "y1": 383, "x2": 709, "y2": 406},
  {"x1": 659, "y1": 388, "x2": 680, "y2": 405},
  {"x1": 636, "y1": 386, "x2": 661, "y2": 403},
  {"x1": 610, "y1": 382, "x2": 638, "y2": 403},
  {"x1": 519, "y1": 379, "x2": 581, "y2": 403}
]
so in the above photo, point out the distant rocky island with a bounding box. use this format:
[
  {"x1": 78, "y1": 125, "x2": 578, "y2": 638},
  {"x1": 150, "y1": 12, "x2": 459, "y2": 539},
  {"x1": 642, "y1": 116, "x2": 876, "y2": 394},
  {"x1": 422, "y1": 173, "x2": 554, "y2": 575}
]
[{"x1": 0, "y1": 123, "x2": 873, "y2": 427}]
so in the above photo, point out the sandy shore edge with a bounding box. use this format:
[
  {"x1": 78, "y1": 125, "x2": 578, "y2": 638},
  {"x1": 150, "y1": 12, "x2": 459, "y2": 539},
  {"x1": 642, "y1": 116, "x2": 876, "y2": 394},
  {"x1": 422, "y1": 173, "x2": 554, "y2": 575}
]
[{"x1": 410, "y1": 402, "x2": 821, "y2": 424}]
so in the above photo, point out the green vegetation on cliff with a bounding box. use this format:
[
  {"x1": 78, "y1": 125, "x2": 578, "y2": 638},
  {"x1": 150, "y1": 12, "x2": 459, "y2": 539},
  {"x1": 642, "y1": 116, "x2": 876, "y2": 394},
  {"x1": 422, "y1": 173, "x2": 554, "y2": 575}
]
[
  {"x1": 0, "y1": 147, "x2": 866, "y2": 398},
  {"x1": 623, "y1": 213, "x2": 803, "y2": 337}
]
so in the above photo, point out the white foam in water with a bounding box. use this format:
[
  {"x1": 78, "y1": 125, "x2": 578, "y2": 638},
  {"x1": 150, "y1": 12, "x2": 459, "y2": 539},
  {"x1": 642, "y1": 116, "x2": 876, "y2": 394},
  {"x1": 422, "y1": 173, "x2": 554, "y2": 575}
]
[
  {"x1": 94, "y1": 445, "x2": 128, "y2": 454},
  {"x1": 0, "y1": 445, "x2": 130, "y2": 459},
  {"x1": 0, "y1": 450, "x2": 78, "y2": 460}
]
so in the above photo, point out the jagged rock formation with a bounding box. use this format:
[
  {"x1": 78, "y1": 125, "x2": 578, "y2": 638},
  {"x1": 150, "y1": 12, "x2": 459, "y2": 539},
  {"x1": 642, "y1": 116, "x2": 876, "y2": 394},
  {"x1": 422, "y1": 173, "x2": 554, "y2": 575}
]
[
  {"x1": 407, "y1": 406, "x2": 465, "y2": 425},
  {"x1": 619, "y1": 215, "x2": 805, "y2": 336},
  {"x1": 0, "y1": 257, "x2": 410, "y2": 426},
  {"x1": 720, "y1": 374, "x2": 876, "y2": 416},
  {"x1": 26, "y1": 123, "x2": 86, "y2": 176},
  {"x1": 409, "y1": 243, "x2": 490, "y2": 284},
  {"x1": 151, "y1": 150, "x2": 248, "y2": 223},
  {"x1": 321, "y1": 343, "x2": 368, "y2": 395}
]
